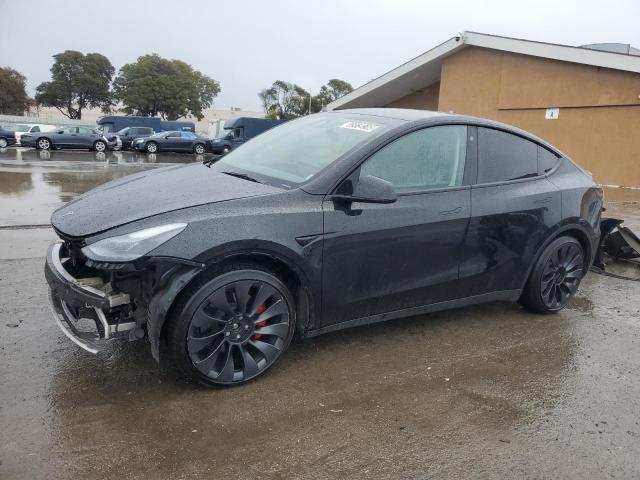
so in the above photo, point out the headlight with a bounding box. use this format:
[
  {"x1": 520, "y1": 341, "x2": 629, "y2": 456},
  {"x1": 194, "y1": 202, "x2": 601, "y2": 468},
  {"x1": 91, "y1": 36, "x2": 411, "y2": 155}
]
[{"x1": 81, "y1": 223, "x2": 187, "y2": 261}]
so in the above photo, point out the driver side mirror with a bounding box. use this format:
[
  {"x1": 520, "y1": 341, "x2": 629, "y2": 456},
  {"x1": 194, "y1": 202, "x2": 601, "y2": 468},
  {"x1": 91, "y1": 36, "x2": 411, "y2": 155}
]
[{"x1": 330, "y1": 174, "x2": 397, "y2": 204}]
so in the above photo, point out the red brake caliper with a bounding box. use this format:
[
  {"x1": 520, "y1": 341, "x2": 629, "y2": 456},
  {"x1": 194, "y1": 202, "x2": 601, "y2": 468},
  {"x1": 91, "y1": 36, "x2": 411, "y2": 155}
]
[{"x1": 254, "y1": 303, "x2": 267, "y2": 339}]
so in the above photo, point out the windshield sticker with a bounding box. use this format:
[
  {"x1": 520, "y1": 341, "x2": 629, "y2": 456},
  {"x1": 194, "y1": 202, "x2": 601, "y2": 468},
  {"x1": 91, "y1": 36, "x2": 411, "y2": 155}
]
[{"x1": 340, "y1": 121, "x2": 380, "y2": 133}]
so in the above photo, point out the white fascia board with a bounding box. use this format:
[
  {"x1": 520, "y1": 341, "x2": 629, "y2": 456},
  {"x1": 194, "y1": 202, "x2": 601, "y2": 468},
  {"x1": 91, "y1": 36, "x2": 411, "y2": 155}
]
[
  {"x1": 327, "y1": 37, "x2": 464, "y2": 110},
  {"x1": 465, "y1": 31, "x2": 640, "y2": 73}
]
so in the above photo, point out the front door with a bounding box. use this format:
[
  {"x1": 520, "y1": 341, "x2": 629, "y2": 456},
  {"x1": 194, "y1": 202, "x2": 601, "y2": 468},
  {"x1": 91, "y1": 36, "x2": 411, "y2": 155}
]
[{"x1": 321, "y1": 125, "x2": 473, "y2": 327}]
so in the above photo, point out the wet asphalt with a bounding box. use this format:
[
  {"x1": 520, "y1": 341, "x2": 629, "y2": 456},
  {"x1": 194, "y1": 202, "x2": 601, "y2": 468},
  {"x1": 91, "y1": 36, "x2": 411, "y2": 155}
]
[{"x1": 1, "y1": 147, "x2": 639, "y2": 479}]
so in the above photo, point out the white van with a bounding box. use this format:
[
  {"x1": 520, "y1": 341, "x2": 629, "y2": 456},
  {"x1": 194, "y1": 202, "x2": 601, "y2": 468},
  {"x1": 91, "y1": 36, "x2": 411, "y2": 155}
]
[{"x1": 13, "y1": 124, "x2": 58, "y2": 145}]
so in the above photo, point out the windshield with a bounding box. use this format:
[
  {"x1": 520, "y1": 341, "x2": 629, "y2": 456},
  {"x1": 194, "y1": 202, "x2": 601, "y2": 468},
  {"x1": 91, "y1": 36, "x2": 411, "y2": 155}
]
[
  {"x1": 215, "y1": 114, "x2": 395, "y2": 186},
  {"x1": 215, "y1": 128, "x2": 233, "y2": 140},
  {"x1": 15, "y1": 124, "x2": 30, "y2": 132}
]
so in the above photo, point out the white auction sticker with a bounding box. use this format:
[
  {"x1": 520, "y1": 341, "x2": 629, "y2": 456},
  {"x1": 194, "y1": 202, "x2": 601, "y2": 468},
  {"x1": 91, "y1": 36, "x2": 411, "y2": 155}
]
[{"x1": 340, "y1": 121, "x2": 380, "y2": 133}]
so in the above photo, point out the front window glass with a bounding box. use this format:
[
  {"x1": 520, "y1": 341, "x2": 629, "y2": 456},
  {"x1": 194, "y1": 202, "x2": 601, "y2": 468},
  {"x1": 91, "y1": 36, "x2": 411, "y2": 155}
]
[
  {"x1": 216, "y1": 113, "x2": 396, "y2": 185},
  {"x1": 182, "y1": 132, "x2": 196, "y2": 139},
  {"x1": 361, "y1": 126, "x2": 467, "y2": 193},
  {"x1": 117, "y1": 127, "x2": 130, "y2": 135}
]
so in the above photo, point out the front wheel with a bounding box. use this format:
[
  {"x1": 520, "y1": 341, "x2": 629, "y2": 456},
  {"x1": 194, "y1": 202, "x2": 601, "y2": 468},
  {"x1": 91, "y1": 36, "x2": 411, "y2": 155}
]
[
  {"x1": 222, "y1": 146, "x2": 231, "y2": 154},
  {"x1": 146, "y1": 141, "x2": 158, "y2": 153},
  {"x1": 37, "y1": 138, "x2": 51, "y2": 150},
  {"x1": 193, "y1": 143, "x2": 205, "y2": 155},
  {"x1": 166, "y1": 264, "x2": 296, "y2": 387},
  {"x1": 520, "y1": 236, "x2": 585, "y2": 314},
  {"x1": 93, "y1": 140, "x2": 107, "y2": 152},
  {"x1": 0, "y1": 138, "x2": 8, "y2": 148}
]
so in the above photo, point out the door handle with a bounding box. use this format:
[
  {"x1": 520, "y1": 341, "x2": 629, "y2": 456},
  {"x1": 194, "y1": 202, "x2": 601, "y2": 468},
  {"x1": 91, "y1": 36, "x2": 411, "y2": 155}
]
[
  {"x1": 534, "y1": 196, "x2": 552, "y2": 204},
  {"x1": 439, "y1": 206, "x2": 462, "y2": 216}
]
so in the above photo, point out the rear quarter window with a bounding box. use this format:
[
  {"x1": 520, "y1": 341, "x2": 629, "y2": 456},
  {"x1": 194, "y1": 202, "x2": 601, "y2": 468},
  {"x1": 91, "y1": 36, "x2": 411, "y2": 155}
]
[
  {"x1": 538, "y1": 146, "x2": 559, "y2": 174},
  {"x1": 477, "y1": 128, "x2": 539, "y2": 183}
]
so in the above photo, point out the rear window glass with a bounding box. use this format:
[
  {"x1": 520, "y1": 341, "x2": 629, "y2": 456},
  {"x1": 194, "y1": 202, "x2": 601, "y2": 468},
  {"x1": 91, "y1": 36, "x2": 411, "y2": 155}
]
[
  {"x1": 477, "y1": 128, "x2": 538, "y2": 183},
  {"x1": 538, "y1": 146, "x2": 559, "y2": 174}
]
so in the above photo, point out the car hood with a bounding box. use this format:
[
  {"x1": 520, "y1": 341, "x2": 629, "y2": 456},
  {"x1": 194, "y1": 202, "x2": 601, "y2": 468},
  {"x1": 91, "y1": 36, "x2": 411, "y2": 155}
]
[{"x1": 51, "y1": 163, "x2": 283, "y2": 237}]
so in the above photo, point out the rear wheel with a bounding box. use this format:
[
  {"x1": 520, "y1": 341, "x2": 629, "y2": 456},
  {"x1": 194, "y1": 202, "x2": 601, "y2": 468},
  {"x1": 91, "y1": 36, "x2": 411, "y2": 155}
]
[
  {"x1": 146, "y1": 141, "x2": 158, "y2": 153},
  {"x1": 37, "y1": 137, "x2": 51, "y2": 150},
  {"x1": 166, "y1": 264, "x2": 296, "y2": 387},
  {"x1": 222, "y1": 146, "x2": 231, "y2": 154},
  {"x1": 520, "y1": 236, "x2": 585, "y2": 314}
]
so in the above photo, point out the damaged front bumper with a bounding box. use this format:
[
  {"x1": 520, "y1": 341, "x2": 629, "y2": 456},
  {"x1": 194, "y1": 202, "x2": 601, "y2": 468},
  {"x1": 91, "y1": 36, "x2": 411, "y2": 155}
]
[{"x1": 45, "y1": 242, "x2": 138, "y2": 354}]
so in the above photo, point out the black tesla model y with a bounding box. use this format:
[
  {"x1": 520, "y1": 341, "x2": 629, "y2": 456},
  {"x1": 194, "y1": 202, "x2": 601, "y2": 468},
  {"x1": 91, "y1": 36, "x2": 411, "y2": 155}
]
[{"x1": 45, "y1": 109, "x2": 603, "y2": 386}]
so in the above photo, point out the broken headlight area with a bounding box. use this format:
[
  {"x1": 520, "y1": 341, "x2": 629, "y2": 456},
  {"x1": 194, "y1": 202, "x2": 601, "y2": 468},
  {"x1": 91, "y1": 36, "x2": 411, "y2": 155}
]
[{"x1": 45, "y1": 238, "x2": 197, "y2": 355}]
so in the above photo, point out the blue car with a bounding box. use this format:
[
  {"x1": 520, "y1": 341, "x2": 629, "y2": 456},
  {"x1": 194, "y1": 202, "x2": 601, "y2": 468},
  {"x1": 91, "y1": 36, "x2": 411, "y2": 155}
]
[{"x1": 0, "y1": 128, "x2": 17, "y2": 148}]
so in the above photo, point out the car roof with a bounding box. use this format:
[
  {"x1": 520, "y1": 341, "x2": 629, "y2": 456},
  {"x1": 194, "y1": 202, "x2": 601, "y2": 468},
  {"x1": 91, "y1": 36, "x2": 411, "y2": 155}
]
[
  {"x1": 330, "y1": 108, "x2": 563, "y2": 155},
  {"x1": 329, "y1": 108, "x2": 449, "y2": 122}
]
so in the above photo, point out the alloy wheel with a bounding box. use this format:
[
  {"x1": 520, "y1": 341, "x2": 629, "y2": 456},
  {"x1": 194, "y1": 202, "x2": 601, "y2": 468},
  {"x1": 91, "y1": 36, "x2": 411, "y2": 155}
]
[
  {"x1": 38, "y1": 138, "x2": 51, "y2": 150},
  {"x1": 0, "y1": 138, "x2": 7, "y2": 148},
  {"x1": 187, "y1": 279, "x2": 291, "y2": 383},
  {"x1": 540, "y1": 242, "x2": 583, "y2": 309},
  {"x1": 146, "y1": 142, "x2": 157, "y2": 153},
  {"x1": 94, "y1": 141, "x2": 106, "y2": 152},
  {"x1": 194, "y1": 144, "x2": 205, "y2": 154}
]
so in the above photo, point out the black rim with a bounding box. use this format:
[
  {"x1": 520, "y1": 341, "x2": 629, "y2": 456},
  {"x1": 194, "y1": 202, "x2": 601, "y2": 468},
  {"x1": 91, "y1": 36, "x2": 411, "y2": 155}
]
[
  {"x1": 187, "y1": 280, "x2": 290, "y2": 383},
  {"x1": 541, "y1": 242, "x2": 583, "y2": 309}
]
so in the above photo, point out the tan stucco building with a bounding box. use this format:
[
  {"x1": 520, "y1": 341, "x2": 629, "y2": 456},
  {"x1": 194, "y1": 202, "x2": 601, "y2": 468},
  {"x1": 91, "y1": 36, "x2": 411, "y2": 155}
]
[{"x1": 329, "y1": 32, "x2": 640, "y2": 187}]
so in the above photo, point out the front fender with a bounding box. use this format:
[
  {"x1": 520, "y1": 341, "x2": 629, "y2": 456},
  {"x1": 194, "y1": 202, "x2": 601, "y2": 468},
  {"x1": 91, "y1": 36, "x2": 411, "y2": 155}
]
[{"x1": 146, "y1": 264, "x2": 201, "y2": 362}]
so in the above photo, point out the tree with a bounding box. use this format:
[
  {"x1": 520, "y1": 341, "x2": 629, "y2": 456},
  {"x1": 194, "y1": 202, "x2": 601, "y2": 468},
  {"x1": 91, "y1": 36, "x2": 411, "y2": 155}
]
[
  {"x1": 258, "y1": 78, "x2": 353, "y2": 119},
  {"x1": 313, "y1": 79, "x2": 354, "y2": 110},
  {"x1": 113, "y1": 54, "x2": 220, "y2": 120},
  {"x1": 35, "y1": 51, "x2": 114, "y2": 119},
  {"x1": 0, "y1": 67, "x2": 31, "y2": 115},
  {"x1": 258, "y1": 81, "x2": 310, "y2": 120}
]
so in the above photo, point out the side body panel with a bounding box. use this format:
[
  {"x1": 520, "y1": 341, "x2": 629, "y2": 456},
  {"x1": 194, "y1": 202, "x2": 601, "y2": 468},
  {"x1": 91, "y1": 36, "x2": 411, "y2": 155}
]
[
  {"x1": 458, "y1": 177, "x2": 561, "y2": 295},
  {"x1": 321, "y1": 188, "x2": 471, "y2": 326}
]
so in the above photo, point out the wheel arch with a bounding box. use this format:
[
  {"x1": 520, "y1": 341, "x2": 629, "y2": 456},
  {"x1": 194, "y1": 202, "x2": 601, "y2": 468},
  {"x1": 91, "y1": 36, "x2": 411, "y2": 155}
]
[
  {"x1": 520, "y1": 222, "x2": 594, "y2": 291},
  {"x1": 36, "y1": 136, "x2": 53, "y2": 149},
  {"x1": 151, "y1": 243, "x2": 318, "y2": 363}
]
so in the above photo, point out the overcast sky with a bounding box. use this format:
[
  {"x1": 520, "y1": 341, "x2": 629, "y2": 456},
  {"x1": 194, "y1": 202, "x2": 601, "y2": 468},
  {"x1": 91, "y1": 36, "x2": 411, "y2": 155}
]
[{"x1": 1, "y1": 0, "x2": 639, "y2": 112}]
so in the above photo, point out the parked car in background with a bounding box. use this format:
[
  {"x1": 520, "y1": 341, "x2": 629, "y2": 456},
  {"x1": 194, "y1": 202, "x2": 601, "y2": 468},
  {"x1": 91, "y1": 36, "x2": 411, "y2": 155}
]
[
  {"x1": 13, "y1": 124, "x2": 58, "y2": 145},
  {"x1": 108, "y1": 126, "x2": 155, "y2": 150},
  {"x1": 20, "y1": 126, "x2": 110, "y2": 151},
  {"x1": 97, "y1": 115, "x2": 195, "y2": 134},
  {"x1": 0, "y1": 127, "x2": 17, "y2": 148},
  {"x1": 132, "y1": 131, "x2": 212, "y2": 154},
  {"x1": 211, "y1": 117, "x2": 283, "y2": 154},
  {"x1": 45, "y1": 109, "x2": 602, "y2": 387}
]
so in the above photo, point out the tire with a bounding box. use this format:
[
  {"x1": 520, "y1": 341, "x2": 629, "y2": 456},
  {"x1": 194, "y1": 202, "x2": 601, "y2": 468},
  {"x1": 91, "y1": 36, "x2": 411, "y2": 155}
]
[
  {"x1": 93, "y1": 140, "x2": 107, "y2": 152},
  {"x1": 222, "y1": 146, "x2": 231, "y2": 154},
  {"x1": 37, "y1": 137, "x2": 51, "y2": 150},
  {"x1": 520, "y1": 236, "x2": 585, "y2": 314},
  {"x1": 0, "y1": 138, "x2": 7, "y2": 148},
  {"x1": 146, "y1": 141, "x2": 158, "y2": 153},
  {"x1": 165, "y1": 263, "x2": 296, "y2": 387},
  {"x1": 193, "y1": 143, "x2": 205, "y2": 155}
]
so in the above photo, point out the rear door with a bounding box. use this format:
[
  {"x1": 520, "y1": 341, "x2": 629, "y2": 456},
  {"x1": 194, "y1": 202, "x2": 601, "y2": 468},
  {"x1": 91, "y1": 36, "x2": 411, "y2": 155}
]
[
  {"x1": 321, "y1": 125, "x2": 474, "y2": 327},
  {"x1": 458, "y1": 127, "x2": 562, "y2": 295},
  {"x1": 56, "y1": 127, "x2": 77, "y2": 147}
]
